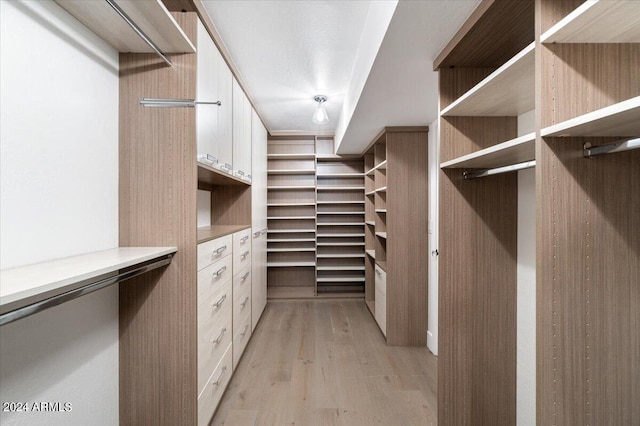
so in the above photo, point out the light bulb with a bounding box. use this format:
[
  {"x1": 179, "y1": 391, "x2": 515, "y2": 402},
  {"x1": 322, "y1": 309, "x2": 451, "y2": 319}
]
[{"x1": 312, "y1": 95, "x2": 329, "y2": 124}]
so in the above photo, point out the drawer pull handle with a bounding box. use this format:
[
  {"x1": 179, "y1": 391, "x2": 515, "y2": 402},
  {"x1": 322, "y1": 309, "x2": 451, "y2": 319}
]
[
  {"x1": 215, "y1": 266, "x2": 227, "y2": 277},
  {"x1": 240, "y1": 324, "x2": 249, "y2": 337},
  {"x1": 253, "y1": 231, "x2": 261, "y2": 238},
  {"x1": 212, "y1": 366, "x2": 227, "y2": 387},
  {"x1": 375, "y1": 269, "x2": 382, "y2": 277},
  {"x1": 213, "y1": 294, "x2": 227, "y2": 309},
  {"x1": 241, "y1": 251, "x2": 250, "y2": 259},
  {"x1": 241, "y1": 296, "x2": 249, "y2": 308},
  {"x1": 241, "y1": 271, "x2": 250, "y2": 281},
  {"x1": 212, "y1": 327, "x2": 227, "y2": 345},
  {"x1": 214, "y1": 245, "x2": 227, "y2": 256},
  {"x1": 240, "y1": 236, "x2": 249, "y2": 244}
]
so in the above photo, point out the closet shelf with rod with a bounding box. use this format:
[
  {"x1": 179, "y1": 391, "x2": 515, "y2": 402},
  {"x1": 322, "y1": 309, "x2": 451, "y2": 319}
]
[
  {"x1": 583, "y1": 138, "x2": 640, "y2": 158},
  {"x1": 463, "y1": 160, "x2": 536, "y2": 180}
]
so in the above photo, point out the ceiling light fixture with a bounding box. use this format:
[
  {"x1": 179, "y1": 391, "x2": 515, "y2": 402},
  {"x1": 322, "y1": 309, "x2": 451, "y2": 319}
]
[{"x1": 312, "y1": 95, "x2": 329, "y2": 124}]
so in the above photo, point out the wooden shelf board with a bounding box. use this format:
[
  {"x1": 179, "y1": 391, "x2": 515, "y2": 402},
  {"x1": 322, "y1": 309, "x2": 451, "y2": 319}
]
[
  {"x1": 317, "y1": 266, "x2": 365, "y2": 271},
  {"x1": 267, "y1": 153, "x2": 315, "y2": 159},
  {"x1": 317, "y1": 223, "x2": 365, "y2": 226},
  {"x1": 267, "y1": 238, "x2": 316, "y2": 243},
  {"x1": 541, "y1": 0, "x2": 640, "y2": 43},
  {"x1": 267, "y1": 248, "x2": 315, "y2": 253},
  {"x1": 317, "y1": 186, "x2": 365, "y2": 191},
  {"x1": 441, "y1": 42, "x2": 535, "y2": 117},
  {"x1": 441, "y1": 132, "x2": 536, "y2": 169},
  {"x1": 317, "y1": 212, "x2": 364, "y2": 216},
  {"x1": 375, "y1": 209, "x2": 387, "y2": 214},
  {"x1": 365, "y1": 249, "x2": 376, "y2": 259},
  {"x1": 316, "y1": 173, "x2": 364, "y2": 177},
  {"x1": 317, "y1": 234, "x2": 365, "y2": 238},
  {"x1": 197, "y1": 224, "x2": 251, "y2": 243},
  {"x1": 197, "y1": 162, "x2": 249, "y2": 187},
  {"x1": 375, "y1": 186, "x2": 387, "y2": 193},
  {"x1": 365, "y1": 191, "x2": 376, "y2": 196},
  {"x1": 317, "y1": 201, "x2": 364, "y2": 205},
  {"x1": 317, "y1": 243, "x2": 365, "y2": 246},
  {"x1": 267, "y1": 186, "x2": 316, "y2": 190},
  {"x1": 376, "y1": 260, "x2": 388, "y2": 272},
  {"x1": 267, "y1": 286, "x2": 315, "y2": 299},
  {"x1": 267, "y1": 202, "x2": 316, "y2": 207},
  {"x1": 365, "y1": 168, "x2": 376, "y2": 176},
  {"x1": 365, "y1": 221, "x2": 375, "y2": 226},
  {"x1": 375, "y1": 160, "x2": 387, "y2": 170},
  {"x1": 267, "y1": 169, "x2": 315, "y2": 175},
  {"x1": 54, "y1": 0, "x2": 195, "y2": 54},
  {"x1": 267, "y1": 216, "x2": 316, "y2": 220},
  {"x1": 314, "y1": 292, "x2": 364, "y2": 299},
  {"x1": 267, "y1": 229, "x2": 315, "y2": 234},
  {"x1": 317, "y1": 277, "x2": 365, "y2": 283},
  {"x1": 267, "y1": 262, "x2": 316, "y2": 267},
  {"x1": 375, "y1": 232, "x2": 388, "y2": 239},
  {"x1": 316, "y1": 155, "x2": 362, "y2": 160},
  {"x1": 1, "y1": 247, "x2": 176, "y2": 315},
  {"x1": 317, "y1": 254, "x2": 365, "y2": 259},
  {"x1": 541, "y1": 96, "x2": 640, "y2": 137}
]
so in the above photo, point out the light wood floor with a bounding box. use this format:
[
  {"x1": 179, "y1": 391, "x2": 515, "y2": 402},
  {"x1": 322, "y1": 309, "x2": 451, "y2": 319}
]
[{"x1": 212, "y1": 300, "x2": 437, "y2": 425}]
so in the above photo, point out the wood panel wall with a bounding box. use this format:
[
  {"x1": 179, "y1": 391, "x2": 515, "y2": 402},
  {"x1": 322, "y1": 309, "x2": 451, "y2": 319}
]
[
  {"x1": 386, "y1": 130, "x2": 429, "y2": 346},
  {"x1": 537, "y1": 137, "x2": 640, "y2": 425},
  {"x1": 119, "y1": 12, "x2": 197, "y2": 426},
  {"x1": 438, "y1": 169, "x2": 517, "y2": 425}
]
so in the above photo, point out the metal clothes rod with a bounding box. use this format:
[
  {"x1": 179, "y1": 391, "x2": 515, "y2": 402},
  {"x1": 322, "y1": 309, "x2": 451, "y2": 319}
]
[
  {"x1": 584, "y1": 138, "x2": 640, "y2": 158},
  {"x1": 0, "y1": 254, "x2": 173, "y2": 327},
  {"x1": 140, "y1": 98, "x2": 222, "y2": 108},
  {"x1": 105, "y1": 0, "x2": 173, "y2": 67},
  {"x1": 464, "y1": 160, "x2": 536, "y2": 180}
]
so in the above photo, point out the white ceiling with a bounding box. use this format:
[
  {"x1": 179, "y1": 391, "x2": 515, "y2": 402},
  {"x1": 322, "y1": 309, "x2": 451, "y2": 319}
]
[{"x1": 202, "y1": 0, "x2": 480, "y2": 153}]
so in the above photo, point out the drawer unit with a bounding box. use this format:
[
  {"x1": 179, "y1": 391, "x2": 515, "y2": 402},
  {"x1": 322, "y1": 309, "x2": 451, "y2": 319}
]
[
  {"x1": 197, "y1": 279, "x2": 232, "y2": 394},
  {"x1": 233, "y1": 228, "x2": 252, "y2": 272},
  {"x1": 198, "y1": 344, "x2": 233, "y2": 426},
  {"x1": 374, "y1": 264, "x2": 387, "y2": 336},
  {"x1": 232, "y1": 314, "x2": 252, "y2": 369},
  {"x1": 233, "y1": 281, "x2": 252, "y2": 336},
  {"x1": 233, "y1": 266, "x2": 251, "y2": 302},
  {"x1": 197, "y1": 254, "x2": 232, "y2": 304},
  {"x1": 197, "y1": 234, "x2": 232, "y2": 271}
]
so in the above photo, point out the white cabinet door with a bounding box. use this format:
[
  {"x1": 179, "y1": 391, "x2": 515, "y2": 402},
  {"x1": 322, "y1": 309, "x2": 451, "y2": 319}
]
[
  {"x1": 232, "y1": 78, "x2": 253, "y2": 181},
  {"x1": 251, "y1": 109, "x2": 267, "y2": 330},
  {"x1": 242, "y1": 92, "x2": 252, "y2": 180},
  {"x1": 216, "y1": 52, "x2": 233, "y2": 172}
]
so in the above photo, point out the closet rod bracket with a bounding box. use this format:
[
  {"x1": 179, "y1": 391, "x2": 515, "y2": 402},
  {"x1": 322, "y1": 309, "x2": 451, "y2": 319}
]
[
  {"x1": 140, "y1": 98, "x2": 222, "y2": 108},
  {"x1": 583, "y1": 138, "x2": 640, "y2": 158},
  {"x1": 463, "y1": 160, "x2": 536, "y2": 180}
]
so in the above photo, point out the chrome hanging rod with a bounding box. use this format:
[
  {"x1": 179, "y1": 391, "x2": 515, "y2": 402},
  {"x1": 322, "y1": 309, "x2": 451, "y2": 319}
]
[
  {"x1": 105, "y1": 0, "x2": 173, "y2": 67},
  {"x1": 140, "y1": 98, "x2": 222, "y2": 108},
  {"x1": 464, "y1": 160, "x2": 536, "y2": 180},
  {"x1": 584, "y1": 138, "x2": 640, "y2": 158},
  {"x1": 0, "y1": 254, "x2": 173, "y2": 327}
]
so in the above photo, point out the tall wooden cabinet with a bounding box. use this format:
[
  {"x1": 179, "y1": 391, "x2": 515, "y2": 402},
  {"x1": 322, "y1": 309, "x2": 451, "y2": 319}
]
[
  {"x1": 435, "y1": 0, "x2": 639, "y2": 424},
  {"x1": 363, "y1": 127, "x2": 429, "y2": 346},
  {"x1": 251, "y1": 109, "x2": 268, "y2": 331}
]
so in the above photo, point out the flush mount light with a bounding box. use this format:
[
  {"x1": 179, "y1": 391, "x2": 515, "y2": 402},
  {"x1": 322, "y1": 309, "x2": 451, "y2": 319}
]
[{"x1": 312, "y1": 95, "x2": 329, "y2": 124}]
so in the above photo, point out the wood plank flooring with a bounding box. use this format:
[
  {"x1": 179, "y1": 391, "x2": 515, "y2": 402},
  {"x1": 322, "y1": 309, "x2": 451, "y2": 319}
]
[{"x1": 211, "y1": 300, "x2": 437, "y2": 425}]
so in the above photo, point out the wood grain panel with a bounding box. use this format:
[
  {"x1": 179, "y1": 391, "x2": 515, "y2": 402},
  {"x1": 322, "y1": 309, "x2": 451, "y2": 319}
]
[
  {"x1": 438, "y1": 168, "x2": 517, "y2": 425},
  {"x1": 161, "y1": 0, "x2": 196, "y2": 12},
  {"x1": 542, "y1": 43, "x2": 640, "y2": 127},
  {"x1": 439, "y1": 67, "x2": 496, "y2": 111},
  {"x1": 434, "y1": 0, "x2": 534, "y2": 69},
  {"x1": 539, "y1": 0, "x2": 582, "y2": 34},
  {"x1": 119, "y1": 12, "x2": 197, "y2": 426},
  {"x1": 537, "y1": 137, "x2": 640, "y2": 425},
  {"x1": 210, "y1": 185, "x2": 252, "y2": 226},
  {"x1": 440, "y1": 116, "x2": 517, "y2": 163},
  {"x1": 386, "y1": 130, "x2": 429, "y2": 346}
]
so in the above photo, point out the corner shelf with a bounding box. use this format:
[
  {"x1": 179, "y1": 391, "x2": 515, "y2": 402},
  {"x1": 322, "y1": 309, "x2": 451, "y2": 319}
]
[
  {"x1": 316, "y1": 173, "x2": 364, "y2": 177},
  {"x1": 440, "y1": 132, "x2": 536, "y2": 169},
  {"x1": 441, "y1": 42, "x2": 535, "y2": 117},
  {"x1": 541, "y1": 0, "x2": 640, "y2": 43},
  {"x1": 1, "y1": 247, "x2": 176, "y2": 325},
  {"x1": 198, "y1": 162, "x2": 250, "y2": 187},
  {"x1": 54, "y1": 0, "x2": 195, "y2": 54},
  {"x1": 541, "y1": 96, "x2": 640, "y2": 137}
]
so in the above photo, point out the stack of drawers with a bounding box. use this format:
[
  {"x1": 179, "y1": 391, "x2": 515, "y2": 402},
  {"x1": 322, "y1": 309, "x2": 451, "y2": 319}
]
[
  {"x1": 374, "y1": 265, "x2": 386, "y2": 336},
  {"x1": 196, "y1": 227, "x2": 252, "y2": 425}
]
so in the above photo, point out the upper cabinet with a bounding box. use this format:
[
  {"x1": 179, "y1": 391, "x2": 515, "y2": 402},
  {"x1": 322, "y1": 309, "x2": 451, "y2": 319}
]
[
  {"x1": 233, "y1": 77, "x2": 252, "y2": 181},
  {"x1": 196, "y1": 20, "x2": 233, "y2": 173}
]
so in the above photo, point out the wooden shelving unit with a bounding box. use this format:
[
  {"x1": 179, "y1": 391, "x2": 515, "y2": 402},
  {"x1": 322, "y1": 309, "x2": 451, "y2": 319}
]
[{"x1": 441, "y1": 132, "x2": 535, "y2": 169}]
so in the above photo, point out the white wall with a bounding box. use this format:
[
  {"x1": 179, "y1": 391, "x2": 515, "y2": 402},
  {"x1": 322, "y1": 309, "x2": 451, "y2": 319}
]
[
  {"x1": 427, "y1": 118, "x2": 439, "y2": 355},
  {"x1": 0, "y1": 1, "x2": 119, "y2": 424},
  {"x1": 517, "y1": 109, "x2": 536, "y2": 426}
]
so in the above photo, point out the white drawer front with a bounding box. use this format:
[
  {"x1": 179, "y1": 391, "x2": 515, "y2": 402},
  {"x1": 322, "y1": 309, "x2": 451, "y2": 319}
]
[
  {"x1": 233, "y1": 243, "x2": 251, "y2": 273},
  {"x1": 233, "y1": 228, "x2": 252, "y2": 250},
  {"x1": 233, "y1": 283, "x2": 251, "y2": 337},
  {"x1": 232, "y1": 314, "x2": 252, "y2": 369},
  {"x1": 375, "y1": 293, "x2": 386, "y2": 337},
  {"x1": 233, "y1": 266, "x2": 251, "y2": 300},
  {"x1": 374, "y1": 264, "x2": 386, "y2": 296},
  {"x1": 197, "y1": 254, "x2": 232, "y2": 305},
  {"x1": 198, "y1": 344, "x2": 233, "y2": 426},
  {"x1": 197, "y1": 234, "x2": 232, "y2": 271},
  {"x1": 197, "y1": 279, "x2": 232, "y2": 394}
]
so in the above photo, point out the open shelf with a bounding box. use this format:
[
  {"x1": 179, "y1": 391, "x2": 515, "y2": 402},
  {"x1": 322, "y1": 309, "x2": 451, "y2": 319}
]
[
  {"x1": 267, "y1": 153, "x2": 316, "y2": 160},
  {"x1": 375, "y1": 186, "x2": 387, "y2": 193},
  {"x1": 365, "y1": 220, "x2": 375, "y2": 226},
  {"x1": 541, "y1": 0, "x2": 640, "y2": 43},
  {"x1": 267, "y1": 169, "x2": 315, "y2": 175},
  {"x1": 267, "y1": 248, "x2": 315, "y2": 253},
  {"x1": 267, "y1": 202, "x2": 316, "y2": 207},
  {"x1": 267, "y1": 286, "x2": 315, "y2": 299},
  {"x1": 375, "y1": 232, "x2": 387, "y2": 239},
  {"x1": 268, "y1": 229, "x2": 315, "y2": 234},
  {"x1": 317, "y1": 266, "x2": 365, "y2": 271},
  {"x1": 365, "y1": 249, "x2": 375, "y2": 259},
  {"x1": 365, "y1": 167, "x2": 376, "y2": 176},
  {"x1": 267, "y1": 239, "x2": 315, "y2": 243},
  {"x1": 54, "y1": 0, "x2": 195, "y2": 54},
  {"x1": 375, "y1": 209, "x2": 387, "y2": 214},
  {"x1": 267, "y1": 262, "x2": 316, "y2": 267},
  {"x1": 317, "y1": 223, "x2": 365, "y2": 226},
  {"x1": 316, "y1": 254, "x2": 365, "y2": 258},
  {"x1": 267, "y1": 185, "x2": 316, "y2": 190},
  {"x1": 316, "y1": 173, "x2": 364, "y2": 177},
  {"x1": 316, "y1": 186, "x2": 365, "y2": 191},
  {"x1": 375, "y1": 160, "x2": 387, "y2": 170},
  {"x1": 197, "y1": 225, "x2": 251, "y2": 243},
  {"x1": 317, "y1": 242, "x2": 365, "y2": 246},
  {"x1": 441, "y1": 43, "x2": 535, "y2": 117},
  {"x1": 1, "y1": 247, "x2": 176, "y2": 323},
  {"x1": 317, "y1": 212, "x2": 364, "y2": 215},
  {"x1": 198, "y1": 162, "x2": 250, "y2": 187},
  {"x1": 317, "y1": 201, "x2": 364, "y2": 205},
  {"x1": 267, "y1": 216, "x2": 315, "y2": 220},
  {"x1": 441, "y1": 132, "x2": 536, "y2": 169},
  {"x1": 365, "y1": 190, "x2": 376, "y2": 196},
  {"x1": 317, "y1": 277, "x2": 365, "y2": 283},
  {"x1": 317, "y1": 233, "x2": 365, "y2": 238},
  {"x1": 541, "y1": 96, "x2": 640, "y2": 137}
]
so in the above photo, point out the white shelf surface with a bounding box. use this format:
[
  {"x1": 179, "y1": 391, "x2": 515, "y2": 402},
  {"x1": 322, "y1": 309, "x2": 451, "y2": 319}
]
[
  {"x1": 365, "y1": 190, "x2": 376, "y2": 196},
  {"x1": 541, "y1": 0, "x2": 640, "y2": 43},
  {"x1": 441, "y1": 132, "x2": 536, "y2": 169},
  {"x1": 317, "y1": 243, "x2": 365, "y2": 246},
  {"x1": 317, "y1": 201, "x2": 364, "y2": 204},
  {"x1": 365, "y1": 249, "x2": 376, "y2": 258},
  {"x1": 365, "y1": 168, "x2": 376, "y2": 176},
  {"x1": 268, "y1": 229, "x2": 315, "y2": 234},
  {"x1": 316, "y1": 173, "x2": 364, "y2": 177},
  {"x1": 441, "y1": 43, "x2": 535, "y2": 117},
  {"x1": 365, "y1": 220, "x2": 375, "y2": 226},
  {"x1": 375, "y1": 186, "x2": 387, "y2": 193},
  {"x1": 1, "y1": 247, "x2": 176, "y2": 315},
  {"x1": 375, "y1": 209, "x2": 387, "y2": 214},
  {"x1": 541, "y1": 97, "x2": 640, "y2": 137},
  {"x1": 317, "y1": 234, "x2": 365, "y2": 238},
  {"x1": 267, "y1": 262, "x2": 316, "y2": 267},
  {"x1": 267, "y1": 202, "x2": 316, "y2": 207},
  {"x1": 316, "y1": 186, "x2": 365, "y2": 191},
  {"x1": 267, "y1": 169, "x2": 315, "y2": 175},
  {"x1": 267, "y1": 153, "x2": 315, "y2": 159},
  {"x1": 267, "y1": 186, "x2": 316, "y2": 190},
  {"x1": 317, "y1": 266, "x2": 365, "y2": 271},
  {"x1": 317, "y1": 223, "x2": 365, "y2": 226},
  {"x1": 54, "y1": 0, "x2": 195, "y2": 54},
  {"x1": 317, "y1": 212, "x2": 364, "y2": 215},
  {"x1": 267, "y1": 216, "x2": 316, "y2": 220},
  {"x1": 376, "y1": 232, "x2": 388, "y2": 239},
  {"x1": 317, "y1": 277, "x2": 365, "y2": 282},
  {"x1": 316, "y1": 254, "x2": 365, "y2": 259},
  {"x1": 267, "y1": 248, "x2": 315, "y2": 253},
  {"x1": 375, "y1": 160, "x2": 387, "y2": 170},
  {"x1": 268, "y1": 238, "x2": 316, "y2": 243}
]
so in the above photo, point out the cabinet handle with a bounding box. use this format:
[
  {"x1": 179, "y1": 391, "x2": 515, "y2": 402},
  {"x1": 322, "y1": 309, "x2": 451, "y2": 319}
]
[
  {"x1": 221, "y1": 163, "x2": 233, "y2": 173},
  {"x1": 375, "y1": 269, "x2": 382, "y2": 277},
  {"x1": 212, "y1": 366, "x2": 227, "y2": 387},
  {"x1": 235, "y1": 170, "x2": 245, "y2": 178},
  {"x1": 240, "y1": 236, "x2": 249, "y2": 244},
  {"x1": 241, "y1": 271, "x2": 250, "y2": 281},
  {"x1": 212, "y1": 294, "x2": 227, "y2": 309},
  {"x1": 253, "y1": 231, "x2": 261, "y2": 238},
  {"x1": 261, "y1": 228, "x2": 268, "y2": 235},
  {"x1": 241, "y1": 250, "x2": 250, "y2": 259},
  {"x1": 214, "y1": 245, "x2": 227, "y2": 256},
  {"x1": 212, "y1": 327, "x2": 227, "y2": 345},
  {"x1": 215, "y1": 266, "x2": 227, "y2": 277},
  {"x1": 241, "y1": 296, "x2": 249, "y2": 308},
  {"x1": 240, "y1": 324, "x2": 249, "y2": 337},
  {"x1": 431, "y1": 249, "x2": 439, "y2": 257}
]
